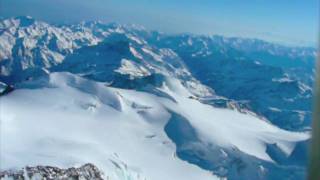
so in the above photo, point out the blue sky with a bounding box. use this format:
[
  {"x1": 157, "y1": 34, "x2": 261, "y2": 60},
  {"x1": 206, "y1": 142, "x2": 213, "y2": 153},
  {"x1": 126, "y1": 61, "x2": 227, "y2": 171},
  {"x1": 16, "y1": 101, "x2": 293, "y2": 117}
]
[{"x1": 1, "y1": 0, "x2": 318, "y2": 46}]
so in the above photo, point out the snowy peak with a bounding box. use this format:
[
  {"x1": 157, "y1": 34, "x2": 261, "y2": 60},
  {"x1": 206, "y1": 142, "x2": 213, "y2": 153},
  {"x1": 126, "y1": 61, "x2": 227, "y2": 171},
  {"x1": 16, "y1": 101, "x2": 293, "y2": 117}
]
[{"x1": 0, "y1": 16, "x2": 36, "y2": 29}]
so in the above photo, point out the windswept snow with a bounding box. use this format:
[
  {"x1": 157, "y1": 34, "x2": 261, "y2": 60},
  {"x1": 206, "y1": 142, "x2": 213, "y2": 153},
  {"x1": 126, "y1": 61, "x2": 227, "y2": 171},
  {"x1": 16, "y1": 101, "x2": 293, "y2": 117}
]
[
  {"x1": 158, "y1": 77, "x2": 309, "y2": 161},
  {"x1": 0, "y1": 73, "x2": 309, "y2": 179},
  {"x1": 0, "y1": 73, "x2": 217, "y2": 180}
]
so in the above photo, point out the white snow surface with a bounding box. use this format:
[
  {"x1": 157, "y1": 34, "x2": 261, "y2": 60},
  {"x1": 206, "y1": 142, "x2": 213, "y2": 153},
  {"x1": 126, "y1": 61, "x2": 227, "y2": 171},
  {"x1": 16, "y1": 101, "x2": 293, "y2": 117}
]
[
  {"x1": 0, "y1": 73, "x2": 216, "y2": 180},
  {"x1": 0, "y1": 72, "x2": 309, "y2": 179}
]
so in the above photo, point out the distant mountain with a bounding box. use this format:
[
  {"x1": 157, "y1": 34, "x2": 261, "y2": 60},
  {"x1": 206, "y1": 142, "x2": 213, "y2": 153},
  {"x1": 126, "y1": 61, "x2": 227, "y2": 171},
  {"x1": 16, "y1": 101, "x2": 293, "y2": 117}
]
[
  {"x1": 1, "y1": 16, "x2": 315, "y2": 131},
  {"x1": 0, "y1": 16, "x2": 316, "y2": 180},
  {"x1": 145, "y1": 32, "x2": 315, "y2": 131}
]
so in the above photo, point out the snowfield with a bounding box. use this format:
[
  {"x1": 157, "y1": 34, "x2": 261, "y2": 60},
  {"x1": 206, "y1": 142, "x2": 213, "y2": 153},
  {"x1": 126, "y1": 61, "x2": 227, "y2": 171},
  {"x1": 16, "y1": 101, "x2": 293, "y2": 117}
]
[{"x1": 0, "y1": 72, "x2": 309, "y2": 179}]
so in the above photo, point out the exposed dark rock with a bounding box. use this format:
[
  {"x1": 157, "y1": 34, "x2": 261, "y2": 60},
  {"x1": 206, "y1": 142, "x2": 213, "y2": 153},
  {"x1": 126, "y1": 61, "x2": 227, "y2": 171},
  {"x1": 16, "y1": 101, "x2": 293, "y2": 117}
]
[
  {"x1": 0, "y1": 83, "x2": 14, "y2": 96},
  {"x1": 0, "y1": 163, "x2": 104, "y2": 180}
]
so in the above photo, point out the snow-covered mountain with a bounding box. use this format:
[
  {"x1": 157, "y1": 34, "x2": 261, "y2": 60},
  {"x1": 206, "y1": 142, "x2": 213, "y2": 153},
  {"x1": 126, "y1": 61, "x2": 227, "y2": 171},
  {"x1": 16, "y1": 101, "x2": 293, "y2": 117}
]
[
  {"x1": 0, "y1": 16, "x2": 316, "y2": 180},
  {"x1": 1, "y1": 72, "x2": 310, "y2": 180},
  {"x1": 144, "y1": 33, "x2": 315, "y2": 131},
  {"x1": 0, "y1": 16, "x2": 315, "y2": 131}
]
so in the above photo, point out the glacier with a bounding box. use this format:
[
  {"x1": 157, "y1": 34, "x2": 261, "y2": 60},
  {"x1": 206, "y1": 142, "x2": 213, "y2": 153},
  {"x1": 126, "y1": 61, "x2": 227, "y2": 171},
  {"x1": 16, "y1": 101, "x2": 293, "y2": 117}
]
[{"x1": 0, "y1": 72, "x2": 310, "y2": 180}]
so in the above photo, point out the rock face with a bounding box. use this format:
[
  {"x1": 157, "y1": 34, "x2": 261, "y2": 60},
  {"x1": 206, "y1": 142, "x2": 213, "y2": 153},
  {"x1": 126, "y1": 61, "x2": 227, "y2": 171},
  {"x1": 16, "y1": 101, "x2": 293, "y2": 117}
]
[
  {"x1": 0, "y1": 163, "x2": 104, "y2": 180},
  {"x1": 0, "y1": 82, "x2": 14, "y2": 96}
]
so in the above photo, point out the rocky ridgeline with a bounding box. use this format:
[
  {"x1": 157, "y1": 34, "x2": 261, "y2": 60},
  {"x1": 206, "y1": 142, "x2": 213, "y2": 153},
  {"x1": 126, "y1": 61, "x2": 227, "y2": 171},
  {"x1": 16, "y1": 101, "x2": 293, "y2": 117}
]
[
  {"x1": 0, "y1": 163, "x2": 104, "y2": 180},
  {"x1": 0, "y1": 16, "x2": 316, "y2": 130}
]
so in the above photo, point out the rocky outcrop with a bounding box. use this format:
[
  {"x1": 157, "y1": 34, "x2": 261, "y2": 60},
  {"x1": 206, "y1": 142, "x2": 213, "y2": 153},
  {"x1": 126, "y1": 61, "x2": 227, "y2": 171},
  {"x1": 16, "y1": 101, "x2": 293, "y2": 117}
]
[
  {"x1": 0, "y1": 82, "x2": 13, "y2": 96},
  {"x1": 0, "y1": 163, "x2": 104, "y2": 180}
]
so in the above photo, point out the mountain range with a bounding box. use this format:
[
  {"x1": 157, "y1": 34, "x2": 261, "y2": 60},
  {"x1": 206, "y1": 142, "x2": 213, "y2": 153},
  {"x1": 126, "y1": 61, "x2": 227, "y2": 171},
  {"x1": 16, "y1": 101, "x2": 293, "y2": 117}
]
[{"x1": 0, "y1": 16, "x2": 316, "y2": 180}]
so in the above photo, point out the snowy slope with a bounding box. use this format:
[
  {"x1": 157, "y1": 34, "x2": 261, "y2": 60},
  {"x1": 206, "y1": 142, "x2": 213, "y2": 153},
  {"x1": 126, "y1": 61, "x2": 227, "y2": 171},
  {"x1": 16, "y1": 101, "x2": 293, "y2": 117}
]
[
  {"x1": 0, "y1": 73, "x2": 217, "y2": 180},
  {"x1": 0, "y1": 73, "x2": 309, "y2": 179}
]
